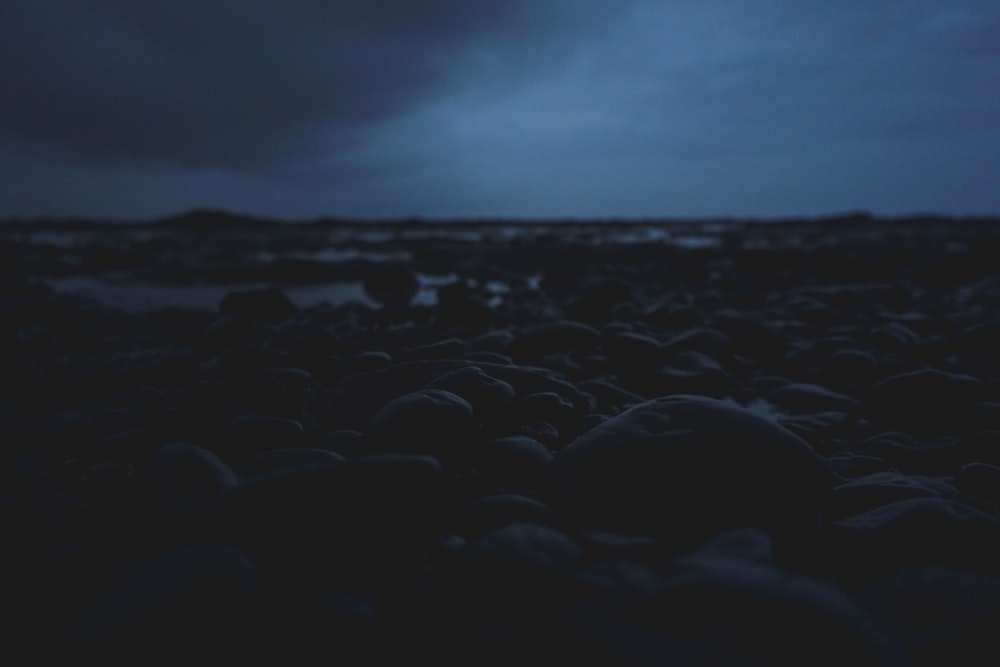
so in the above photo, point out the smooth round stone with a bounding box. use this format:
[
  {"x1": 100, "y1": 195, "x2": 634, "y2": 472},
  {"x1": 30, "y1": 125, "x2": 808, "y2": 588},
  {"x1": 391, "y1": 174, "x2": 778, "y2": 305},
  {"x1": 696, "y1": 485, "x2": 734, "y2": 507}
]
[
  {"x1": 317, "y1": 429, "x2": 367, "y2": 458},
  {"x1": 659, "y1": 327, "x2": 732, "y2": 358},
  {"x1": 97, "y1": 427, "x2": 168, "y2": 463},
  {"x1": 439, "y1": 522, "x2": 583, "y2": 620},
  {"x1": 238, "y1": 448, "x2": 346, "y2": 479},
  {"x1": 576, "y1": 380, "x2": 645, "y2": 413},
  {"x1": 214, "y1": 415, "x2": 305, "y2": 467},
  {"x1": 67, "y1": 544, "x2": 258, "y2": 659},
  {"x1": 453, "y1": 493, "x2": 561, "y2": 540},
  {"x1": 825, "y1": 453, "x2": 890, "y2": 479},
  {"x1": 511, "y1": 556, "x2": 905, "y2": 667},
  {"x1": 465, "y1": 522, "x2": 581, "y2": 572},
  {"x1": 821, "y1": 349, "x2": 877, "y2": 388},
  {"x1": 829, "y1": 472, "x2": 959, "y2": 520},
  {"x1": 956, "y1": 462, "x2": 1000, "y2": 506},
  {"x1": 849, "y1": 566, "x2": 1000, "y2": 667},
  {"x1": 145, "y1": 442, "x2": 240, "y2": 523},
  {"x1": 367, "y1": 389, "x2": 480, "y2": 462},
  {"x1": 0, "y1": 492, "x2": 92, "y2": 571},
  {"x1": 602, "y1": 331, "x2": 663, "y2": 367},
  {"x1": 568, "y1": 279, "x2": 635, "y2": 322},
  {"x1": 475, "y1": 436, "x2": 553, "y2": 491},
  {"x1": 547, "y1": 395, "x2": 835, "y2": 541},
  {"x1": 219, "y1": 286, "x2": 297, "y2": 320},
  {"x1": 362, "y1": 261, "x2": 419, "y2": 307},
  {"x1": 516, "y1": 392, "x2": 577, "y2": 429},
  {"x1": 402, "y1": 337, "x2": 466, "y2": 361},
  {"x1": 212, "y1": 455, "x2": 443, "y2": 582},
  {"x1": 768, "y1": 382, "x2": 862, "y2": 414},
  {"x1": 644, "y1": 350, "x2": 733, "y2": 397},
  {"x1": 424, "y1": 366, "x2": 516, "y2": 427},
  {"x1": 956, "y1": 321, "x2": 1000, "y2": 361},
  {"x1": 509, "y1": 320, "x2": 601, "y2": 359},
  {"x1": 834, "y1": 497, "x2": 1000, "y2": 571},
  {"x1": 869, "y1": 369, "x2": 983, "y2": 433},
  {"x1": 323, "y1": 360, "x2": 592, "y2": 430}
]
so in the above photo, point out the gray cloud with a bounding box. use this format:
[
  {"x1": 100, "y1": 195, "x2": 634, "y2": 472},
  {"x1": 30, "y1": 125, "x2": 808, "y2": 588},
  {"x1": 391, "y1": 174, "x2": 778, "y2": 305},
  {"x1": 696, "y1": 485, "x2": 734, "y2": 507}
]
[
  {"x1": 0, "y1": 0, "x2": 626, "y2": 171},
  {"x1": 2, "y1": 0, "x2": 998, "y2": 219}
]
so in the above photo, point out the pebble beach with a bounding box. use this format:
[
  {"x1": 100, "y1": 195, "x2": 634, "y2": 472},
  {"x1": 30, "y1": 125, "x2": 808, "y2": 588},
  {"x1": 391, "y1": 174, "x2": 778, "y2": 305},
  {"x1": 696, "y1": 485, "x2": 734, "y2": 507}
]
[{"x1": 3, "y1": 212, "x2": 1000, "y2": 665}]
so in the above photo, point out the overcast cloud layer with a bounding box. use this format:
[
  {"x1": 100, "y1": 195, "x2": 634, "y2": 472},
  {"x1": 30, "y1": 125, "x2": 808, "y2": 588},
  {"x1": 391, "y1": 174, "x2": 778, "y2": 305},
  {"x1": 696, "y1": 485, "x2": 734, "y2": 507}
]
[{"x1": 2, "y1": 0, "x2": 999, "y2": 220}]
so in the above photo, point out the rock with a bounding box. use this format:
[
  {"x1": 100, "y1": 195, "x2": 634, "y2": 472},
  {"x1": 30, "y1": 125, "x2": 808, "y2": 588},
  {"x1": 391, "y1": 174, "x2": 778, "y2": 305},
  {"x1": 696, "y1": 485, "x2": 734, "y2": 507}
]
[
  {"x1": 768, "y1": 382, "x2": 862, "y2": 414},
  {"x1": 433, "y1": 523, "x2": 582, "y2": 636},
  {"x1": 210, "y1": 455, "x2": 444, "y2": 584},
  {"x1": 869, "y1": 322, "x2": 921, "y2": 351},
  {"x1": 515, "y1": 392, "x2": 577, "y2": 431},
  {"x1": 324, "y1": 360, "x2": 592, "y2": 431},
  {"x1": 567, "y1": 279, "x2": 635, "y2": 323},
  {"x1": 317, "y1": 429, "x2": 367, "y2": 458},
  {"x1": 828, "y1": 472, "x2": 958, "y2": 520},
  {"x1": 955, "y1": 462, "x2": 1000, "y2": 507},
  {"x1": 144, "y1": 442, "x2": 240, "y2": 524},
  {"x1": 474, "y1": 436, "x2": 553, "y2": 491},
  {"x1": 367, "y1": 389, "x2": 481, "y2": 463},
  {"x1": 239, "y1": 448, "x2": 346, "y2": 479},
  {"x1": 601, "y1": 331, "x2": 663, "y2": 368},
  {"x1": 213, "y1": 415, "x2": 305, "y2": 467},
  {"x1": 0, "y1": 492, "x2": 92, "y2": 573},
  {"x1": 424, "y1": 366, "x2": 516, "y2": 428},
  {"x1": 509, "y1": 320, "x2": 601, "y2": 360},
  {"x1": 869, "y1": 369, "x2": 983, "y2": 434},
  {"x1": 503, "y1": 554, "x2": 905, "y2": 666},
  {"x1": 833, "y1": 497, "x2": 1000, "y2": 572},
  {"x1": 850, "y1": 566, "x2": 1000, "y2": 667},
  {"x1": 219, "y1": 286, "x2": 297, "y2": 320},
  {"x1": 547, "y1": 395, "x2": 835, "y2": 544},
  {"x1": 453, "y1": 494, "x2": 561, "y2": 540},
  {"x1": 576, "y1": 380, "x2": 646, "y2": 413},
  {"x1": 362, "y1": 261, "x2": 419, "y2": 307},
  {"x1": 402, "y1": 337, "x2": 466, "y2": 361},
  {"x1": 66, "y1": 544, "x2": 258, "y2": 660},
  {"x1": 660, "y1": 327, "x2": 732, "y2": 358}
]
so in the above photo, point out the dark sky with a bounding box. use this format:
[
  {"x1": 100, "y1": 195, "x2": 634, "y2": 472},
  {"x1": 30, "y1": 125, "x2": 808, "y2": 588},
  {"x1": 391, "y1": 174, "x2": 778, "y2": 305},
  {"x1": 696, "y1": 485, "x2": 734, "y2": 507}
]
[{"x1": 3, "y1": 0, "x2": 999, "y2": 220}]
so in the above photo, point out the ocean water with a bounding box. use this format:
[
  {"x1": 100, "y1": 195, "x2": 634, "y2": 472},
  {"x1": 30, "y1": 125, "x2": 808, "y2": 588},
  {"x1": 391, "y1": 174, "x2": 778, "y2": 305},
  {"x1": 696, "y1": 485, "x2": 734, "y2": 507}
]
[{"x1": 29, "y1": 222, "x2": 726, "y2": 313}]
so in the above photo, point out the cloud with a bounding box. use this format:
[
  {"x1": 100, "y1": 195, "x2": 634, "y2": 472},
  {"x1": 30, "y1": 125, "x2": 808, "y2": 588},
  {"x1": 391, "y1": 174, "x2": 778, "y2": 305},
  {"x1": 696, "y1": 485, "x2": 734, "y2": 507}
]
[
  {"x1": 0, "y1": 0, "x2": 631, "y2": 172},
  {"x1": 1, "y1": 0, "x2": 998, "y2": 219}
]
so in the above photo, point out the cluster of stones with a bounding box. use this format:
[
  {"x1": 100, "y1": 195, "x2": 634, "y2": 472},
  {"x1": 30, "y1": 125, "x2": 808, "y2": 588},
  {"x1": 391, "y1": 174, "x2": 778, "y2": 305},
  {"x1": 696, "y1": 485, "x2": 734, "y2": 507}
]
[{"x1": 3, "y1": 226, "x2": 1000, "y2": 665}]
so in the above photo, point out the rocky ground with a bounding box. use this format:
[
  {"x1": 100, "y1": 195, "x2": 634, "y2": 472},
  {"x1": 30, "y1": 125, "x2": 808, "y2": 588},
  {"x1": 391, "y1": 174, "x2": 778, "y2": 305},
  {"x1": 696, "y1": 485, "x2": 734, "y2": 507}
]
[{"x1": 3, "y1": 214, "x2": 1000, "y2": 665}]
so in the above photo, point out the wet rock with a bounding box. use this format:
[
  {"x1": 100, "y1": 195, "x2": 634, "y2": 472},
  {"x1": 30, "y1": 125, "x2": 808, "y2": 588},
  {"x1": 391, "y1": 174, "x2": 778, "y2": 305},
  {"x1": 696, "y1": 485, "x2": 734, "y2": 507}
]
[
  {"x1": 833, "y1": 497, "x2": 1000, "y2": 572},
  {"x1": 475, "y1": 436, "x2": 553, "y2": 491},
  {"x1": 362, "y1": 261, "x2": 419, "y2": 307},
  {"x1": 869, "y1": 369, "x2": 984, "y2": 434},
  {"x1": 506, "y1": 554, "x2": 905, "y2": 667},
  {"x1": 547, "y1": 395, "x2": 835, "y2": 544},
  {"x1": 214, "y1": 415, "x2": 306, "y2": 468},
  {"x1": 367, "y1": 389, "x2": 480, "y2": 463},
  {"x1": 768, "y1": 382, "x2": 862, "y2": 414},
  {"x1": 317, "y1": 429, "x2": 367, "y2": 458},
  {"x1": 145, "y1": 442, "x2": 240, "y2": 524},
  {"x1": 402, "y1": 337, "x2": 466, "y2": 361},
  {"x1": 601, "y1": 331, "x2": 662, "y2": 368},
  {"x1": 568, "y1": 279, "x2": 634, "y2": 323},
  {"x1": 453, "y1": 494, "x2": 561, "y2": 540},
  {"x1": 239, "y1": 448, "x2": 346, "y2": 479},
  {"x1": 829, "y1": 472, "x2": 959, "y2": 520},
  {"x1": 509, "y1": 320, "x2": 601, "y2": 359},
  {"x1": 66, "y1": 544, "x2": 258, "y2": 660},
  {"x1": 424, "y1": 366, "x2": 516, "y2": 428},
  {"x1": 660, "y1": 327, "x2": 732, "y2": 358},
  {"x1": 210, "y1": 455, "x2": 444, "y2": 583},
  {"x1": 219, "y1": 286, "x2": 297, "y2": 320}
]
